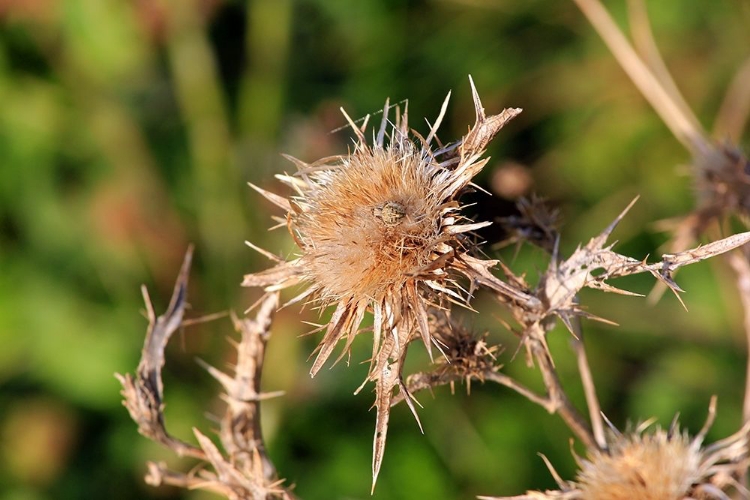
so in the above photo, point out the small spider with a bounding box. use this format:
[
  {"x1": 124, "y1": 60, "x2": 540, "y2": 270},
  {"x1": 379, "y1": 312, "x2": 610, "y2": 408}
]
[{"x1": 373, "y1": 201, "x2": 407, "y2": 226}]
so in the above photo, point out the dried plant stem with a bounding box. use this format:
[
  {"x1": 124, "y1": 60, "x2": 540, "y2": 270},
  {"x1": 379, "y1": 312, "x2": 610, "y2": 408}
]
[
  {"x1": 571, "y1": 0, "x2": 710, "y2": 155},
  {"x1": 119, "y1": 249, "x2": 294, "y2": 499},
  {"x1": 117, "y1": 245, "x2": 207, "y2": 461},
  {"x1": 392, "y1": 365, "x2": 554, "y2": 411},
  {"x1": 395, "y1": 326, "x2": 599, "y2": 450},
  {"x1": 144, "y1": 461, "x2": 237, "y2": 494},
  {"x1": 396, "y1": 358, "x2": 597, "y2": 449},
  {"x1": 528, "y1": 333, "x2": 597, "y2": 450},
  {"x1": 394, "y1": 346, "x2": 597, "y2": 449},
  {"x1": 202, "y1": 298, "x2": 284, "y2": 481},
  {"x1": 718, "y1": 240, "x2": 750, "y2": 491},
  {"x1": 714, "y1": 56, "x2": 750, "y2": 140},
  {"x1": 727, "y1": 251, "x2": 750, "y2": 423},
  {"x1": 627, "y1": 0, "x2": 699, "y2": 137},
  {"x1": 483, "y1": 371, "x2": 558, "y2": 411},
  {"x1": 569, "y1": 330, "x2": 607, "y2": 450}
]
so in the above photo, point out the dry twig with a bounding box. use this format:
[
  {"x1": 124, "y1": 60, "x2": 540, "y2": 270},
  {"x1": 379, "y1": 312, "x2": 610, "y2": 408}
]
[{"x1": 117, "y1": 248, "x2": 295, "y2": 500}]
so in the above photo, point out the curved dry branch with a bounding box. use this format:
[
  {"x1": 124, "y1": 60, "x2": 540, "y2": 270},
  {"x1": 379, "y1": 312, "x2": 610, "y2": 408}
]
[{"x1": 117, "y1": 248, "x2": 295, "y2": 499}]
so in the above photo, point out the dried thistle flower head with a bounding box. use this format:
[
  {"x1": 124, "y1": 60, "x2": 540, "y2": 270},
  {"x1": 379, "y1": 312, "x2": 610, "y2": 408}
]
[
  {"x1": 484, "y1": 402, "x2": 750, "y2": 500},
  {"x1": 576, "y1": 418, "x2": 749, "y2": 500},
  {"x1": 293, "y1": 135, "x2": 454, "y2": 312},
  {"x1": 577, "y1": 427, "x2": 701, "y2": 500},
  {"x1": 244, "y1": 76, "x2": 524, "y2": 488}
]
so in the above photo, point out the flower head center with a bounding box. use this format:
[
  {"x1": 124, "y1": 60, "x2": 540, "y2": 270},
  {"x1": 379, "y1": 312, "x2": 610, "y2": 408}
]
[{"x1": 374, "y1": 201, "x2": 407, "y2": 226}]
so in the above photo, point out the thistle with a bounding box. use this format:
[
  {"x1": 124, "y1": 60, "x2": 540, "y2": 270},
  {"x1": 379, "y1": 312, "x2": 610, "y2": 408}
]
[
  {"x1": 243, "y1": 77, "x2": 526, "y2": 488},
  {"x1": 482, "y1": 401, "x2": 750, "y2": 500}
]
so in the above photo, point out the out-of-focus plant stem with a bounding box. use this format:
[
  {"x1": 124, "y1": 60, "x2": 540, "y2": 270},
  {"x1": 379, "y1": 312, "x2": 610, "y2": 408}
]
[
  {"x1": 164, "y1": 0, "x2": 246, "y2": 272},
  {"x1": 238, "y1": 0, "x2": 292, "y2": 145},
  {"x1": 572, "y1": 0, "x2": 711, "y2": 156},
  {"x1": 714, "y1": 57, "x2": 750, "y2": 141}
]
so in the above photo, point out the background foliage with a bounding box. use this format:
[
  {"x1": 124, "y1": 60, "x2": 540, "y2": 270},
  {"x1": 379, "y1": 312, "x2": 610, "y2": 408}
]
[{"x1": 1, "y1": 0, "x2": 749, "y2": 498}]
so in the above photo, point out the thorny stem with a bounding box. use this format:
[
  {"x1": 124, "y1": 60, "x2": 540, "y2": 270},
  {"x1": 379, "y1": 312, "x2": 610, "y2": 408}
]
[
  {"x1": 119, "y1": 249, "x2": 295, "y2": 499},
  {"x1": 117, "y1": 245, "x2": 207, "y2": 461},
  {"x1": 571, "y1": 0, "x2": 711, "y2": 156},
  {"x1": 225, "y1": 300, "x2": 281, "y2": 480}
]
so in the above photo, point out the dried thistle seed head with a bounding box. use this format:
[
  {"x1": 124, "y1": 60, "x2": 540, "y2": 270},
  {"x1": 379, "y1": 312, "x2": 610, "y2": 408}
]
[
  {"x1": 294, "y1": 144, "x2": 446, "y2": 302},
  {"x1": 245, "y1": 79, "x2": 522, "y2": 374},
  {"x1": 486, "y1": 404, "x2": 750, "y2": 500},
  {"x1": 576, "y1": 428, "x2": 700, "y2": 500},
  {"x1": 244, "y1": 77, "x2": 523, "y2": 490}
]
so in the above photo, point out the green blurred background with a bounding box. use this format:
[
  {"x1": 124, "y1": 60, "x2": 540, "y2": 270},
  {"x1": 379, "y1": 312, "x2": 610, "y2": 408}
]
[{"x1": 1, "y1": 0, "x2": 749, "y2": 498}]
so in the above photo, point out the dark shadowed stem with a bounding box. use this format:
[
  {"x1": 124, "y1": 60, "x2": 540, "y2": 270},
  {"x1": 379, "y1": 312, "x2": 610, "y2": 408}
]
[{"x1": 528, "y1": 331, "x2": 597, "y2": 450}]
